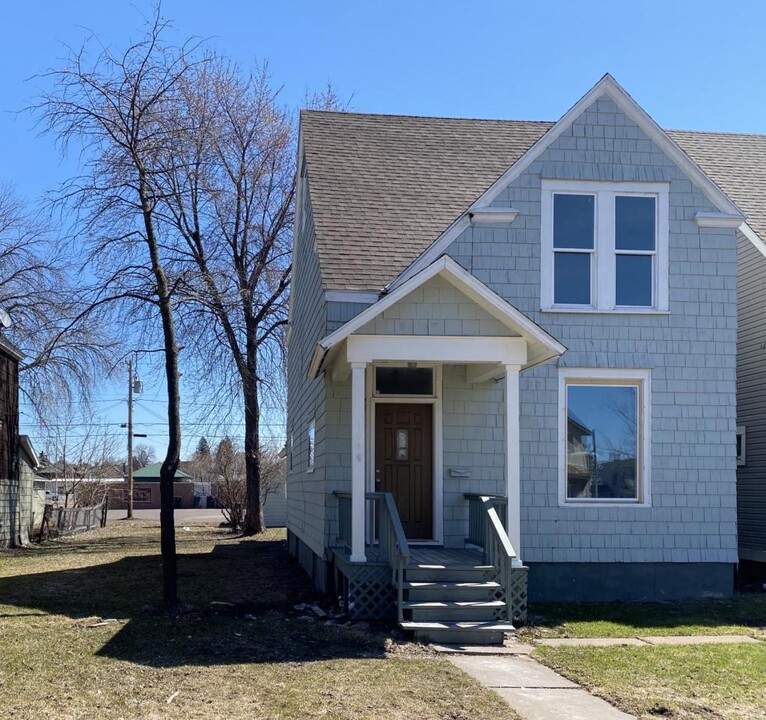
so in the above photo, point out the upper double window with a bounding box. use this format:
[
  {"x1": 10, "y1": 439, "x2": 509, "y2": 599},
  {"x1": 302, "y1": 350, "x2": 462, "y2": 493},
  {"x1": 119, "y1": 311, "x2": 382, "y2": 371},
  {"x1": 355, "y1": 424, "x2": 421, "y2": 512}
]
[{"x1": 542, "y1": 180, "x2": 669, "y2": 312}]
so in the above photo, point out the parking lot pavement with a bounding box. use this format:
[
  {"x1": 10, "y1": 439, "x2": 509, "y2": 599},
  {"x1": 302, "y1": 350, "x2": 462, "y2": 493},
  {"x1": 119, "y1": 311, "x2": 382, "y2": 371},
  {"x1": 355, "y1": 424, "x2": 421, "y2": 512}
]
[{"x1": 107, "y1": 508, "x2": 226, "y2": 525}]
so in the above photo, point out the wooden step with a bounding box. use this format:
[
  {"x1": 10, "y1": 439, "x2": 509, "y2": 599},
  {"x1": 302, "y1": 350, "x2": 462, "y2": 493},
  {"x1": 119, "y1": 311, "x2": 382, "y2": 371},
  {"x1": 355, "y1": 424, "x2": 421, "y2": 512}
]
[
  {"x1": 402, "y1": 581, "x2": 501, "y2": 590},
  {"x1": 401, "y1": 621, "x2": 514, "y2": 631},
  {"x1": 404, "y1": 565, "x2": 495, "y2": 583},
  {"x1": 400, "y1": 620, "x2": 515, "y2": 646},
  {"x1": 403, "y1": 580, "x2": 500, "y2": 602},
  {"x1": 403, "y1": 599, "x2": 505, "y2": 622},
  {"x1": 402, "y1": 600, "x2": 505, "y2": 610}
]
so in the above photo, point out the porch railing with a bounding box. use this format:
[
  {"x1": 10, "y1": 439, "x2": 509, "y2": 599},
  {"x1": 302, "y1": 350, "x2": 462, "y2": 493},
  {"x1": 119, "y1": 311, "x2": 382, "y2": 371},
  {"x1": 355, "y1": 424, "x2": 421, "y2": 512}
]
[
  {"x1": 465, "y1": 493, "x2": 507, "y2": 549},
  {"x1": 369, "y1": 491, "x2": 410, "y2": 622},
  {"x1": 333, "y1": 490, "x2": 410, "y2": 622},
  {"x1": 464, "y1": 493, "x2": 517, "y2": 622},
  {"x1": 335, "y1": 491, "x2": 352, "y2": 547}
]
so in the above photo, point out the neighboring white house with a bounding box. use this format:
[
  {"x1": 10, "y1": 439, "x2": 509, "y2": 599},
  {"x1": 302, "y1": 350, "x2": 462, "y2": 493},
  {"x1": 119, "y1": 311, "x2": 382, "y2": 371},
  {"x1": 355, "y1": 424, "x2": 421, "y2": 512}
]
[{"x1": 286, "y1": 74, "x2": 753, "y2": 642}]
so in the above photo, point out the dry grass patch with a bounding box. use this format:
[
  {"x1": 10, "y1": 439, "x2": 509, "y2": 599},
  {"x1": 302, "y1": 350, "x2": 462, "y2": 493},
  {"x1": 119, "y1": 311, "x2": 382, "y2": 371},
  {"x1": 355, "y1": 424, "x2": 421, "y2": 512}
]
[
  {"x1": 535, "y1": 642, "x2": 766, "y2": 720},
  {"x1": 0, "y1": 521, "x2": 512, "y2": 720}
]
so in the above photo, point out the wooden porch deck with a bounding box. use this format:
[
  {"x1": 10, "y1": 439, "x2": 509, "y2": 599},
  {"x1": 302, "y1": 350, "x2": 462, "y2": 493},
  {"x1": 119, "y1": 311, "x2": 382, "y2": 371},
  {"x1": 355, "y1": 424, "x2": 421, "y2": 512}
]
[{"x1": 332, "y1": 544, "x2": 485, "y2": 568}]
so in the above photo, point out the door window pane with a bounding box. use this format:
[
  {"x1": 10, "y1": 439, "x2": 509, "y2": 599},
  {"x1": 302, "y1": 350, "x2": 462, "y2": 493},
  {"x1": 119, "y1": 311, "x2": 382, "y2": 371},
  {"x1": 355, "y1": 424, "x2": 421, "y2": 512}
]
[
  {"x1": 616, "y1": 255, "x2": 652, "y2": 307},
  {"x1": 396, "y1": 429, "x2": 409, "y2": 460},
  {"x1": 375, "y1": 367, "x2": 433, "y2": 395},
  {"x1": 554, "y1": 252, "x2": 591, "y2": 305},
  {"x1": 554, "y1": 194, "x2": 595, "y2": 249},
  {"x1": 566, "y1": 384, "x2": 639, "y2": 500},
  {"x1": 616, "y1": 196, "x2": 655, "y2": 251}
]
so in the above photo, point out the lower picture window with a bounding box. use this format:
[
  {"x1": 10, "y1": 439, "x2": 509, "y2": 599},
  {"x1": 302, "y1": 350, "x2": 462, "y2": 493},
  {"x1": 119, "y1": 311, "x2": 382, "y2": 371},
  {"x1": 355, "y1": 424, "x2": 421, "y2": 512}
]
[{"x1": 562, "y1": 371, "x2": 648, "y2": 503}]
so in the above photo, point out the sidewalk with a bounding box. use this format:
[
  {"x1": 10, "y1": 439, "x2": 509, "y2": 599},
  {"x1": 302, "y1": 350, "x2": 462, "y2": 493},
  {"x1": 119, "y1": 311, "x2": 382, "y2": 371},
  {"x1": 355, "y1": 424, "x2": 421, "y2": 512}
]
[{"x1": 437, "y1": 634, "x2": 760, "y2": 720}]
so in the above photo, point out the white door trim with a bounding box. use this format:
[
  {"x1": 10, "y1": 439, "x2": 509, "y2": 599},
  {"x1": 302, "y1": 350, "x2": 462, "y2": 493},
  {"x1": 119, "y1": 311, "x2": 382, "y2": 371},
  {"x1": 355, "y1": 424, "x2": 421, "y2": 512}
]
[{"x1": 366, "y1": 365, "x2": 444, "y2": 544}]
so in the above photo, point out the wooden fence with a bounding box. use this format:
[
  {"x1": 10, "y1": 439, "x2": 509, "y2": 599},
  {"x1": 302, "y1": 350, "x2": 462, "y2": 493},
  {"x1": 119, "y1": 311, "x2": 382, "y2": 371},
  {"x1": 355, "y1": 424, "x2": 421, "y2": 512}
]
[{"x1": 54, "y1": 495, "x2": 109, "y2": 537}]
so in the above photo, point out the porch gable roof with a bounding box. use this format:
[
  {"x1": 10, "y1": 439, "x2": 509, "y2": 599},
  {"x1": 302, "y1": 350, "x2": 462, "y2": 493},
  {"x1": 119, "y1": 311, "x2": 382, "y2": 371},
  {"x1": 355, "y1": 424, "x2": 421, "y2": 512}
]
[{"x1": 308, "y1": 256, "x2": 566, "y2": 378}]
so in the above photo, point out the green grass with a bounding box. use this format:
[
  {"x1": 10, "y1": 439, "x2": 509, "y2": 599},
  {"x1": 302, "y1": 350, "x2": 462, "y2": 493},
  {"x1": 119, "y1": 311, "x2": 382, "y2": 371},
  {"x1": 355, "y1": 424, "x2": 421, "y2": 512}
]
[
  {"x1": 519, "y1": 597, "x2": 766, "y2": 640},
  {"x1": 0, "y1": 521, "x2": 512, "y2": 720},
  {"x1": 535, "y1": 643, "x2": 766, "y2": 720}
]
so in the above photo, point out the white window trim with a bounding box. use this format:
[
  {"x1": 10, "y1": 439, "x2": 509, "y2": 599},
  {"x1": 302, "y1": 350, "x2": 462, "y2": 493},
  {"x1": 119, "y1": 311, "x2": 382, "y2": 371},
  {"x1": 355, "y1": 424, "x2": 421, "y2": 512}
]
[
  {"x1": 558, "y1": 368, "x2": 652, "y2": 507},
  {"x1": 307, "y1": 420, "x2": 316, "y2": 473},
  {"x1": 736, "y1": 425, "x2": 746, "y2": 467},
  {"x1": 541, "y1": 179, "x2": 669, "y2": 313}
]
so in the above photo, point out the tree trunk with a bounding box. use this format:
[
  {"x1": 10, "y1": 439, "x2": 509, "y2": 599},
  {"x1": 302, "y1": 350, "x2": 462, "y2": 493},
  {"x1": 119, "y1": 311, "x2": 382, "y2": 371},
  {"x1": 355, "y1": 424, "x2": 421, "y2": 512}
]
[
  {"x1": 141, "y1": 181, "x2": 180, "y2": 607},
  {"x1": 242, "y1": 351, "x2": 264, "y2": 536},
  {"x1": 158, "y1": 291, "x2": 180, "y2": 606}
]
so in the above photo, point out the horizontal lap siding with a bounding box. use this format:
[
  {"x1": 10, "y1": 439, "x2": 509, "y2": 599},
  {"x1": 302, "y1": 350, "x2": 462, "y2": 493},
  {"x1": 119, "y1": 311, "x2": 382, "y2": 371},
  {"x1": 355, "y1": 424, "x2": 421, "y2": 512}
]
[
  {"x1": 737, "y1": 237, "x2": 766, "y2": 554},
  {"x1": 286, "y1": 179, "x2": 328, "y2": 559},
  {"x1": 447, "y1": 97, "x2": 738, "y2": 565}
]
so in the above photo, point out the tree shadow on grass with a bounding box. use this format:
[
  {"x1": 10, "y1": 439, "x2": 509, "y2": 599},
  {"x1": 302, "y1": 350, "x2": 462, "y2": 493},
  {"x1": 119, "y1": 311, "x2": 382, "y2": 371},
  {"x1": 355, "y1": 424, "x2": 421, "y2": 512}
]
[{"x1": 0, "y1": 534, "x2": 389, "y2": 667}]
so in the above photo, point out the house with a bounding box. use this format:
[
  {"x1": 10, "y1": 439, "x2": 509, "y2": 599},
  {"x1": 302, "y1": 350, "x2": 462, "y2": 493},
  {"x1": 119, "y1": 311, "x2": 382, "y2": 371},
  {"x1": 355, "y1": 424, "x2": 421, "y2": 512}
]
[
  {"x1": 286, "y1": 74, "x2": 756, "y2": 643},
  {"x1": 108, "y1": 461, "x2": 195, "y2": 510},
  {"x1": 0, "y1": 331, "x2": 43, "y2": 546}
]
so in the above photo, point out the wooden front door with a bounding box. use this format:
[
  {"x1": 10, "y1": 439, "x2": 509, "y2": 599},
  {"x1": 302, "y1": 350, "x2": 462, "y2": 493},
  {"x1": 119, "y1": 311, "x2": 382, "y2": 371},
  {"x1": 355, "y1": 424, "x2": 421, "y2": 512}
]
[{"x1": 375, "y1": 403, "x2": 433, "y2": 540}]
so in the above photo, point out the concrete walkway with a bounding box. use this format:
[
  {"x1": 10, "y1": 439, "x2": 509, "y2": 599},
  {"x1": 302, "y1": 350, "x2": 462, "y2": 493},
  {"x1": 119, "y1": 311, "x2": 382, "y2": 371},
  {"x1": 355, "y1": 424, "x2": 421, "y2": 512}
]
[
  {"x1": 446, "y1": 652, "x2": 635, "y2": 719},
  {"x1": 535, "y1": 633, "x2": 760, "y2": 648},
  {"x1": 439, "y1": 635, "x2": 760, "y2": 719}
]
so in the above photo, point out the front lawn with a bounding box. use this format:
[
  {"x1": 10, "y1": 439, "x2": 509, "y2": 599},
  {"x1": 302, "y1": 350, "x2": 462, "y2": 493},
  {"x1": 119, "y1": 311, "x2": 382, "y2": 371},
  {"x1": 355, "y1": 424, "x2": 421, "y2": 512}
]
[
  {"x1": 535, "y1": 643, "x2": 766, "y2": 720},
  {"x1": 520, "y1": 596, "x2": 766, "y2": 640},
  {"x1": 0, "y1": 522, "x2": 511, "y2": 720}
]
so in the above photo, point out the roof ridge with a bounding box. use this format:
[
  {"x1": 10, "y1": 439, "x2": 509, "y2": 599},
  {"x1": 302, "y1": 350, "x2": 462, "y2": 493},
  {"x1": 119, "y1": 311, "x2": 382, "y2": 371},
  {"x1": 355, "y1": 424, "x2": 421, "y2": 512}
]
[
  {"x1": 668, "y1": 128, "x2": 766, "y2": 139},
  {"x1": 301, "y1": 109, "x2": 556, "y2": 125},
  {"x1": 302, "y1": 110, "x2": 766, "y2": 139}
]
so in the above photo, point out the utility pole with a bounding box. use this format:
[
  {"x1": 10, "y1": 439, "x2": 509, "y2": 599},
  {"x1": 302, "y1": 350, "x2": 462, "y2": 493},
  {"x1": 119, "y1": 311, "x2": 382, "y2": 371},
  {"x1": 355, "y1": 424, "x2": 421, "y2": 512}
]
[{"x1": 127, "y1": 357, "x2": 134, "y2": 519}]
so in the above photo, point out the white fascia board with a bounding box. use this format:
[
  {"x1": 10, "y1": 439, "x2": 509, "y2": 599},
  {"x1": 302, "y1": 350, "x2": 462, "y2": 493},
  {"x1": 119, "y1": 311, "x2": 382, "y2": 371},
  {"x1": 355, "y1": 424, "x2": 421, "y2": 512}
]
[
  {"x1": 469, "y1": 207, "x2": 519, "y2": 225},
  {"x1": 694, "y1": 212, "x2": 744, "y2": 229},
  {"x1": 472, "y1": 74, "x2": 743, "y2": 218},
  {"x1": 739, "y1": 222, "x2": 766, "y2": 260},
  {"x1": 308, "y1": 255, "x2": 566, "y2": 378},
  {"x1": 347, "y1": 334, "x2": 528, "y2": 366},
  {"x1": 324, "y1": 289, "x2": 381, "y2": 304}
]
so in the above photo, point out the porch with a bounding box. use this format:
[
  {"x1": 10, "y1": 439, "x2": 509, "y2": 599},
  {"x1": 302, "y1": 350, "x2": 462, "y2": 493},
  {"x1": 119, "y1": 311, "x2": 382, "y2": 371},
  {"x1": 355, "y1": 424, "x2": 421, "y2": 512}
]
[{"x1": 331, "y1": 491, "x2": 528, "y2": 644}]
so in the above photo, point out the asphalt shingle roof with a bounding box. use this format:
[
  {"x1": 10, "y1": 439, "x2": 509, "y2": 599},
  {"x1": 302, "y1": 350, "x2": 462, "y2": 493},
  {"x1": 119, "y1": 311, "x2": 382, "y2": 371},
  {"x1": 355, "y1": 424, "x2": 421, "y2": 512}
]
[
  {"x1": 301, "y1": 111, "x2": 762, "y2": 291},
  {"x1": 133, "y1": 461, "x2": 191, "y2": 480}
]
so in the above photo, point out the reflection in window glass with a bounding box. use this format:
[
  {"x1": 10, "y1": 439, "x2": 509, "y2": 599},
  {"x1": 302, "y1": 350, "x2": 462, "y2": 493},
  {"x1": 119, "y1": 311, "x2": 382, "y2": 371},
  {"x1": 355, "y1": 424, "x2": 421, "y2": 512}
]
[
  {"x1": 375, "y1": 367, "x2": 433, "y2": 395},
  {"x1": 566, "y1": 384, "x2": 640, "y2": 500},
  {"x1": 396, "y1": 429, "x2": 408, "y2": 461},
  {"x1": 308, "y1": 421, "x2": 316, "y2": 470},
  {"x1": 616, "y1": 255, "x2": 652, "y2": 307},
  {"x1": 554, "y1": 252, "x2": 591, "y2": 305},
  {"x1": 616, "y1": 196, "x2": 655, "y2": 251},
  {"x1": 554, "y1": 194, "x2": 595, "y2": 249}
]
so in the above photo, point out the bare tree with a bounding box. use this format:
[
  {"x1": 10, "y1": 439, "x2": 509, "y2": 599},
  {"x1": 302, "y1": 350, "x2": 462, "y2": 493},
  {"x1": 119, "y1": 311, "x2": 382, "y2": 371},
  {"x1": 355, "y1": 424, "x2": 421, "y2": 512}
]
[
  {"x1": 0, "y1": 186, "x2": 112, "y2": 417},
  {"x1": 41, "y1": 411, "x2": 121, "y2": 506},
  {"x1": 35, "y1": 11, "x2": 200, "y2": 606},
  {"x1": 151, "y1": 58, "x2": 343, "y2": 535},
  {"x1": 133, "y1": 443, "x2": 156, "y2": 469},
  {"x1": 210, "y1": 436, "x2": 246, "y2": 532}
]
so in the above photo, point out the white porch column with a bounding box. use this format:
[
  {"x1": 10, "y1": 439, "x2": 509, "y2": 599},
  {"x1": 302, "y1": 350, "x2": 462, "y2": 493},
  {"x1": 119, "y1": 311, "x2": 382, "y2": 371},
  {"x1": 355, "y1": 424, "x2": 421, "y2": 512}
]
[
  {"x1": 504, "y1": 363, "x2": 522, "y2": 563},
  {"x1": 350, "y1": 362, "x2": 367, "y2": 562}
]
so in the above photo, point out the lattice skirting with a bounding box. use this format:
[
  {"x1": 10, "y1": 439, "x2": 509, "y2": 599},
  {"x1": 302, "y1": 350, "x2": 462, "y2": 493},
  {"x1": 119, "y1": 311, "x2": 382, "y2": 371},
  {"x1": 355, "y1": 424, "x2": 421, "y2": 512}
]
[
  {"x1": 509, "y1": 565, "x2": 529, "y2": 624},
  {"x1": 335, "y1": 563, "x2": 395, "y2": 620}
]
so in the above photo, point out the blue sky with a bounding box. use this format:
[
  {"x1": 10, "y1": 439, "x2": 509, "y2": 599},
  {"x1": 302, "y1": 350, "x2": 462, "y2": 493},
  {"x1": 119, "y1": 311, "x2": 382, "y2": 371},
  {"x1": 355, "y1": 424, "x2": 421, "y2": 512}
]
[{"x1": 3, "y1": 0, "x2": 764, "y2": 457}]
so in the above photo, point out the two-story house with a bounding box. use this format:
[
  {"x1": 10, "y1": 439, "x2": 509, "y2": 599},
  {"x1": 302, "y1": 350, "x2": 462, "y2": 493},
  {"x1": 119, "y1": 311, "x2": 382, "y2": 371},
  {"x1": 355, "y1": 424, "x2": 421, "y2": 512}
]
[{"x1": 286, "y1": 75, "x2": 751, "y2": 644}]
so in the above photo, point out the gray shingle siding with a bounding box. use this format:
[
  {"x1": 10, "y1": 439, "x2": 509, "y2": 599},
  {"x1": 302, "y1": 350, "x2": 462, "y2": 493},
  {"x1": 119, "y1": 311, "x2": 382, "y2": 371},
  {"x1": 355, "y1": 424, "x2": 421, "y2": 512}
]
[
  {"x1": 736, "y1": 234, "x2": 766, "y2": 557},
  {"x1": 446, "y1": 97, "x2": 738, "y2": 565},
  {"x1": 358, "y1": 276, "x2": 515, "y2": 336},
  {"x1": 286, "y1": 177, "x2": 328, "y2": 560}
]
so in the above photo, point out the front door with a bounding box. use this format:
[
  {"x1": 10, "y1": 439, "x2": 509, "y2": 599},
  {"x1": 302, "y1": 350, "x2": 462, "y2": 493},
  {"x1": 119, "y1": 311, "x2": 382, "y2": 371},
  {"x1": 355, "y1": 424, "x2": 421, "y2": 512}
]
[{"x1": 375, "y1": 403, "x2": 433, "y2": 540}]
